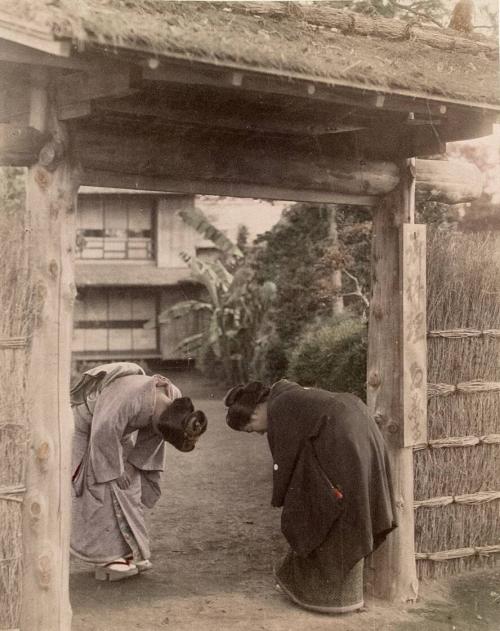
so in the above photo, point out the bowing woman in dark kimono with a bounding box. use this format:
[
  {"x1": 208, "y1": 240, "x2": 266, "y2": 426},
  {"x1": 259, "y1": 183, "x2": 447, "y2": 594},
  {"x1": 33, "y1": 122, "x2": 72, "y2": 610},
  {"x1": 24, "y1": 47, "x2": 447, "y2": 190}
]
[{"x1": 225, "y1": 379, "x2": 397, "y2": 614}]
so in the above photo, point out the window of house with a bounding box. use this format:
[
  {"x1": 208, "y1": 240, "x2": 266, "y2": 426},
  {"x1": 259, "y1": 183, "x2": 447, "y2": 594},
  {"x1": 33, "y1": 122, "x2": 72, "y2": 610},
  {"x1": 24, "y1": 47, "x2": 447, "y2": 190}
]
[
  {"x1": 72, "y1": 288, "x2": 158, "y2": 354},
  {"x1": 76, "y1": 195, "x2": 154, "y2": 260}
]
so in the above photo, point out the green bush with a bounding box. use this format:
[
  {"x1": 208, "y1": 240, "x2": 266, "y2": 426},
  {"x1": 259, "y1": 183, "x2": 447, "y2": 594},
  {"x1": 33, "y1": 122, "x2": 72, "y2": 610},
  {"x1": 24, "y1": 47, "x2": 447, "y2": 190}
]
[{"x1": 288, "y1": 316, "x2": 367, "y2": 400}]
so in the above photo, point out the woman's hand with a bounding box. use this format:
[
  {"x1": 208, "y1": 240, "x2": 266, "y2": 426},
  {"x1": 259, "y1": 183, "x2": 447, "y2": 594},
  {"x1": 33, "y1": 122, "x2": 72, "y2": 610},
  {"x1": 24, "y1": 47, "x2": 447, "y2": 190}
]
[{"x1": 115, "y1": 471, "x2": 131, "y2": 490}]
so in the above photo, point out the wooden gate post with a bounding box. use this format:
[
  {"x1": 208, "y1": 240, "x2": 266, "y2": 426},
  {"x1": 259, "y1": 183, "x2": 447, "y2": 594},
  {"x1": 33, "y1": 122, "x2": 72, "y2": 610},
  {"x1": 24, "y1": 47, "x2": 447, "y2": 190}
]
[
  {"x1": 21, "y1": 70, "x2": 80, "y2": 630},
  {"x1": 366, "y1": 158, "x2": 426, "y2": 602}
]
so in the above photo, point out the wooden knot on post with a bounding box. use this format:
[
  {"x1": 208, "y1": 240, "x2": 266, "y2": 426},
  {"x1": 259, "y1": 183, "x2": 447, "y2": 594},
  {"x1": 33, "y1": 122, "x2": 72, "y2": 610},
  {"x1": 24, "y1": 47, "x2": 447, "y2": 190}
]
[
  {"x1": 387, "y1": 421, "x2": 400, "y2": 435},
  {"x1": 28, "y1": 497, "x2": 44, "y2": 530},
  {"x1": 368, "y1": 370, "x2": 381, "y2": 388},
  {"x1": 39, "y1": 138, "x2": 65, "y2": 172},
  {"x1": 37, "y1": 554, "x2": 52, "y2": 589},
  {"x1": 372, "y1": 303, "x2": 383, "y2": 320},
  {"x1": 34, "y1": 166, "x2": 52, "y2": 191},
  {"x1": 48, "y1": 259, "x2": 59, "y2": 279},
  {"x1": 35, "y1": 440, "x2": 51, "y2": 471}
]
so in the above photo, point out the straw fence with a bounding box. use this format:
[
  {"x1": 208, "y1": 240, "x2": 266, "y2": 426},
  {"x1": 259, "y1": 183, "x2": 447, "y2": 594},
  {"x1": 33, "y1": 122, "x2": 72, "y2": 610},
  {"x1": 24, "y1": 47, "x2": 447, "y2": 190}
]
[
  {"x1": 0, "y1": 169, "x2": 34, "y2": 630},
  {"x1": 414, "y1": 230, "x2": 500, "y2": 579}
]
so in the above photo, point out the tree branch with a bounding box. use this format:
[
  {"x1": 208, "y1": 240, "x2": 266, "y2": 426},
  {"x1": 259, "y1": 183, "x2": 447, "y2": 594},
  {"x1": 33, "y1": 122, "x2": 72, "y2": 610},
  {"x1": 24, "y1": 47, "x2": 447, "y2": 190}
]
[
  {"x1": 342, "y1": 269, "x2": 370, "y2": 308},
  {"x1": 388, "y1": 1, "x2": 444, "y2": 29}
]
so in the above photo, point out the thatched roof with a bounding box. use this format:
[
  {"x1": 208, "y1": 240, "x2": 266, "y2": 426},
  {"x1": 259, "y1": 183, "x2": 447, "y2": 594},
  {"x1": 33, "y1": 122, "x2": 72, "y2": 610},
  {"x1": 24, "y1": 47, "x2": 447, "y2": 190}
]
[{"x1": 0, "y1": 0, "x2": 499, "y2": 107}]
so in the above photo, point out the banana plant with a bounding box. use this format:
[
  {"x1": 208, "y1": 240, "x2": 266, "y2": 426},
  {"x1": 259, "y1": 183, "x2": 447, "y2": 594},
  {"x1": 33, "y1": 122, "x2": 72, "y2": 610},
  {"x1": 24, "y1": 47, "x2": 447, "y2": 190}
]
[{"x1": 151, "y1": 205, "x2": 276, "y2": 383}]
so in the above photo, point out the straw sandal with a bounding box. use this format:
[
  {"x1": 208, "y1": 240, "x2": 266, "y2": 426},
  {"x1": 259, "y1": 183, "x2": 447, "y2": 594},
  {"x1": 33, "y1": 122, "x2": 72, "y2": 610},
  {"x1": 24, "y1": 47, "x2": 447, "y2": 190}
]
[
  {"x1": 125, "y1": 556, "x2": 153, "y2": 573},
  {"x1": 94, "y1": 557, "x2": 138, "y2": 581}
]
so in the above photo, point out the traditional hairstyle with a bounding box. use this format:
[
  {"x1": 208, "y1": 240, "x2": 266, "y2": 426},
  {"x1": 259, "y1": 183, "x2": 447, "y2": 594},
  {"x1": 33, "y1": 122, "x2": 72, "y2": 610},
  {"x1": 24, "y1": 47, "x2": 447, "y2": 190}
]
[
  {"x1": 158, "y1": 397, "x2": 208, "y2": 452},
  {"x1": 225, "y1": 381, "x2": 270, "y2": 431}
]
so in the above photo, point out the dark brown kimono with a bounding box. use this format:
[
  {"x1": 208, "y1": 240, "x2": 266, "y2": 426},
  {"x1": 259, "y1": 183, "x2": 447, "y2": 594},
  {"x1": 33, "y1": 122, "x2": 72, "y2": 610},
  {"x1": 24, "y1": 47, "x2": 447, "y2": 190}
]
[{"x1": 267, "y1": 380, "x2": 396, "y2": 611}]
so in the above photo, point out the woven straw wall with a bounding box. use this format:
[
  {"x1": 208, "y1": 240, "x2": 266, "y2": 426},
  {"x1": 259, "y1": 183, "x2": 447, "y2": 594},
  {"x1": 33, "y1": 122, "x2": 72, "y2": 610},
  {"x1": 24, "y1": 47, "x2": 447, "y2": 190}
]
[
  {"x1": 414, "y1": 230, "x2": 500, "y2": 579},
  {"x1": 0, "y1": 169, "x2": 33, "y2": 630}
]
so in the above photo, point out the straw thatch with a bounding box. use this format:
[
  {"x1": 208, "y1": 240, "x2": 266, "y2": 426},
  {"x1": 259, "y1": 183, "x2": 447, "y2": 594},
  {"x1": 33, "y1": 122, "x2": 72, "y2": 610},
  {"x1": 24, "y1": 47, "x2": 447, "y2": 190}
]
[
  {"x1": 0, "y1": 167, "x2": 33, "y2": 629},
  {"x1": 0, "y1": 1, "x2": 498, "y2": 107},
  {"x1": 415, "y1": 230, "x2": 500, "y2": 579}
]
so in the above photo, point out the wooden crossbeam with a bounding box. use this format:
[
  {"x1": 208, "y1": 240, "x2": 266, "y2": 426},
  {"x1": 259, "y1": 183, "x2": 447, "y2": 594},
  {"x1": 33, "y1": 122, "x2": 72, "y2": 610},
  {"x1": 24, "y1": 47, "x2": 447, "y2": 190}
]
[
  {"x1": 73, "y1": 124, "x2": 483, "y2": 204},
  {"x1": 93, "y1": 98, "x2": 367, "y2": 137},
  {"x1": 81, "y1": 169, "x2": 378, "y2": 206},
  {"x1": 73, "y1": 124, "x2": 400, "y2": 199},
  {"x1": 0, "y1": 123, "x2": 47, "y2": 165},
  {"x1": 140, "y1": 61, "x2": 452, "y2": 118}
]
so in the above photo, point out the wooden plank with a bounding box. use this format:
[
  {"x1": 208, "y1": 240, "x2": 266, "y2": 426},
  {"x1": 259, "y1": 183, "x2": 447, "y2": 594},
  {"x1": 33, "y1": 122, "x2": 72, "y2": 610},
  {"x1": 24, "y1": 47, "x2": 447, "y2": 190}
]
[
  {"x1": 366, "y1": 160, "x2": 419, "y2": 602},
  {"x1": 82, "y1": 168, "x2": 378, "y2": 206},
  {"x1": 400, "y1": 224, "x2": 427, "y2": 447},
  {"x1": 94, "y1": 98, "x2": 367, "y2": 137},
  {"x1": 21, "y1": 79, "x2": 79, "y2": 631},
  {"x1": 141, "y1": 62, "x2": 450, "y2": 117}
]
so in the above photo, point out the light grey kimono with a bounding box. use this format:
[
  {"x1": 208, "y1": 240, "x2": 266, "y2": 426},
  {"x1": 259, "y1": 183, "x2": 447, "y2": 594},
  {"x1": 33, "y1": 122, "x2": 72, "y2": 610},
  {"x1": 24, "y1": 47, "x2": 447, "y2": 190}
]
[{"x1": 70, "y1": 363, "x2": 181, "y2": 564}]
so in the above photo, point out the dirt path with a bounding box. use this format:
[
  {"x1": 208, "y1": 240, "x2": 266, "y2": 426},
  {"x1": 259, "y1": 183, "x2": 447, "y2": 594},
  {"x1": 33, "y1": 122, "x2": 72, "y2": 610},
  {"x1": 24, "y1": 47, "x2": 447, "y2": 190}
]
[{"x1": 71, "y1": 372, "x2": 500, "y2": 630}]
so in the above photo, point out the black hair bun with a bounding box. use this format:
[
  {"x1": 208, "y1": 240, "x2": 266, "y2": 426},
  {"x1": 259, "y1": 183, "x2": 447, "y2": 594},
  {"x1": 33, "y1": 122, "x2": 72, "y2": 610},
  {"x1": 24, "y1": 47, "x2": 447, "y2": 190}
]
[{"x1": 224, "y1": 384, "x2": 245, "y2": 407}]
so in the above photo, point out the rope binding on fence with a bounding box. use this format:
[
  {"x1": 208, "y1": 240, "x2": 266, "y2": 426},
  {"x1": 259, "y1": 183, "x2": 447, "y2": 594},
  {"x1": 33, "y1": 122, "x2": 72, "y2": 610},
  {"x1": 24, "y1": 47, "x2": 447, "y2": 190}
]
[{"x1": 0, "y1": 337, "x2": 27, "y2": 349}]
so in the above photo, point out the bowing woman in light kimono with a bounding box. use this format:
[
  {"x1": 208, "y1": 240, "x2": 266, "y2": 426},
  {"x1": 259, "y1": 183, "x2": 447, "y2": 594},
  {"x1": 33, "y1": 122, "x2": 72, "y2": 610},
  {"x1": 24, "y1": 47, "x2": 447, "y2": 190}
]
[{"x1": 70, "y1": 362, "x2": 207, "y2": 581}]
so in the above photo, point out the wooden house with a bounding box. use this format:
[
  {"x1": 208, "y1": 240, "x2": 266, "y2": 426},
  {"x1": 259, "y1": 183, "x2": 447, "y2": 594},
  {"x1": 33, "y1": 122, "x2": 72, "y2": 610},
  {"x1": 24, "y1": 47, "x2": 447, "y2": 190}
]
[
  {"x1": 0, "y1": 1, "x2": 499, "y2": 629},
  {"x1": 73, "y1": 189, "x2": 284, "y2": 363}
]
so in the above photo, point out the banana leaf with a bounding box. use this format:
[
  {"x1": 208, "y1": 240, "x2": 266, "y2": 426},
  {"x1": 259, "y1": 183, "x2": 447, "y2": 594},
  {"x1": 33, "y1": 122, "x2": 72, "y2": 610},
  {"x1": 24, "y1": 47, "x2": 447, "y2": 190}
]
[{"x1": 179, "y1": 206, "x2": 242, "y2": 258}]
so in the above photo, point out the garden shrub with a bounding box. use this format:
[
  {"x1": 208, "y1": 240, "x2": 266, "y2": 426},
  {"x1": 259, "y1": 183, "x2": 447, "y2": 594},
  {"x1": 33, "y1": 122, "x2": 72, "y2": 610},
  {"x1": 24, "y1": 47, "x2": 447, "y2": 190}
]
[{"x1": 288, "y1": 315, "x2": 367, "y2": 400}]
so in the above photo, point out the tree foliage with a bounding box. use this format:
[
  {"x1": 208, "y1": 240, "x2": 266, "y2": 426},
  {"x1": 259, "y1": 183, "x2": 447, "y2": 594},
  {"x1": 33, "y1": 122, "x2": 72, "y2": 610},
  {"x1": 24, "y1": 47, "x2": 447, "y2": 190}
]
[{"x1": 251, "y1": 202, "x2": 371, "y2": 382}]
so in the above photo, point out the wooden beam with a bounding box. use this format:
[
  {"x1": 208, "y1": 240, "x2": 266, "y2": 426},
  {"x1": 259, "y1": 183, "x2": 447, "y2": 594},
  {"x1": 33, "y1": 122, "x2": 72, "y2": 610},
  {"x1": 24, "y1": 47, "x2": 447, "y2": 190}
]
[
  {"x1": 73, "y1": 125, "x2": 400, "y2": 198},
  {"x1": 93, "y1": 98, "x2": 367, "y2": 137},
  {"x1": 366, "y1": 162, "x2": 419, "y2": 602},
  {"x1": 73, "y1": 126, "x2": 483, "y2": 204},
  {"x1": 141, "y1": 62, "x2": 451, "y2": 118},
  {"x1": 416, "y1": 158, "x2": 483, "y2": 204},
  {"x1": 21, "y1": 76, "x2": 78, "y2": 631},
  {"x1": 81, "y1": 168, "x2": 378, "y2": 206},
  {"x1": 0, "y1": 124, "x2": 47, "y2": 165}
]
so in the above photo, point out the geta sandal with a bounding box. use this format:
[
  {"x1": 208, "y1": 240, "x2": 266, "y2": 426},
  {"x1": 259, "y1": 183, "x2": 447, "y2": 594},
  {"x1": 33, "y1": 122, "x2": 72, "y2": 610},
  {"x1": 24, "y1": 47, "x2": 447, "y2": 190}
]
[{"x1": 95, "y1": 557, "x2": 138, "y2": 581}]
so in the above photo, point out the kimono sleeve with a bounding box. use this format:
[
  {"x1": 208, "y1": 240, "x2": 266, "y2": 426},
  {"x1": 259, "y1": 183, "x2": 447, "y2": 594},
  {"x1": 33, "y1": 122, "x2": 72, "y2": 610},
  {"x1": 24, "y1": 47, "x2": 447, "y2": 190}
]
[
  {"x1": 128, "y1": 426, "x2": 165, "y2": 472},
  {"x1": 89, "y1": 382, "x2": 144, "y2": 484}
]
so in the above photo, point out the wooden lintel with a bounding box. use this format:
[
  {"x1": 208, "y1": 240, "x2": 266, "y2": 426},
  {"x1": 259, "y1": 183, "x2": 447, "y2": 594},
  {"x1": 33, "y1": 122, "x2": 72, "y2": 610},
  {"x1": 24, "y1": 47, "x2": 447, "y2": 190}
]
[
  {"x1": 0, "y1": 123, "x2": 48, "y2": 166},
  {"x1": 141, "y1": 62, "x2": 450, "y2": 118},
  {"x1": 73, "y1": 124, "x2": 482, "y2": 205},
  {"x1": 93, "y1": 98, "x2": 366, "y2": 137},
  {"x1": 73, "y1": 125, "x2": 400, "y2": 198},
  {"x1": 81, "y1": 169, "x2": 378, "y2": 206}
]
